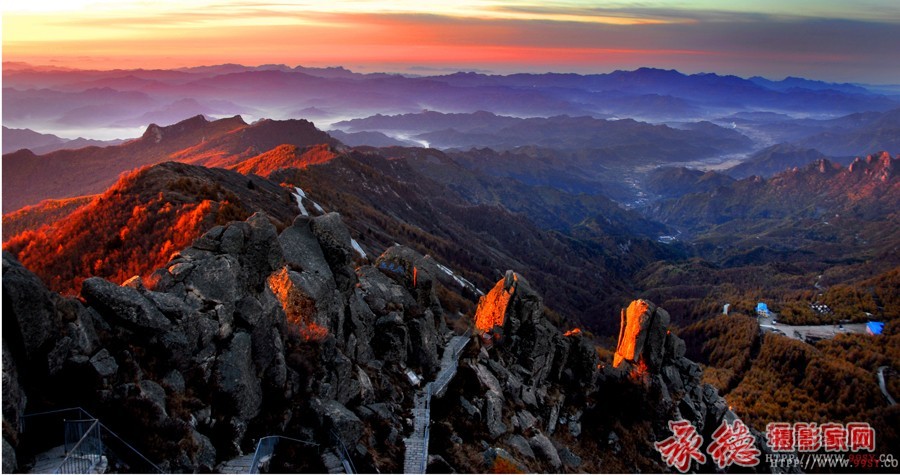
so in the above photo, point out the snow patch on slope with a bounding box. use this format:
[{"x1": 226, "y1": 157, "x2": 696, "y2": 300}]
[
  {"x1": 351, "y1": 238, "x2": 367, "y2": 259},
  {"x1": 292, "y1": 187, "x2": 309, "y2": 216},
  {"x1": 434, "y1": 262, "x2": 484, "y2": 295}
]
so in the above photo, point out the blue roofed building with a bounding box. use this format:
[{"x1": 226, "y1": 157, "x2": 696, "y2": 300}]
[{"x1": 867, "y1": 321, "x2": 885, "y2": 335}]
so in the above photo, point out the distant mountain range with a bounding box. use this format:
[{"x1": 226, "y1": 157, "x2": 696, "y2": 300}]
[
  {"x1": 647, "y1": 153, "x2": 899, "y2": 266},
  {"x1": 334, "y1": 111, "x2": 754, "y2": 154},
  {"x1": 5, "y1": 62, "x2": 898, "y2": 143},
  {"x1": 2, "y1": 126, "x2": 122, "y2": 154}
]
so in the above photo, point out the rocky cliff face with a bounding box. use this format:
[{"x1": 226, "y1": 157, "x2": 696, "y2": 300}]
[
  {"x1": 423, "y1": 273, "x2": 772, "y2": 473},
  {"x1": 2, "y1": 209, "x2": 453, "y2": 473},
  {"x1": 3, "y1": 208, "x2": 769, "y2": 473}
]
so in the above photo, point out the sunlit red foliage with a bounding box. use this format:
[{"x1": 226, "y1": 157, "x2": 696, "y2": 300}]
[
  {"x1": 2, "y1": 195, "x2": 96, "y2": 242},
  {"x1": 267, "y1": 267, "x2": 329, "y2": 342},
  {"x1": 474, "y1": 274, "x2": 516, "y2": 333},
  {"x1": 230, "y1": 144, "x2": 338, "y2": 177},
  {"x1": 3, "y1": 165, "x2": 250, "y2": 295}
]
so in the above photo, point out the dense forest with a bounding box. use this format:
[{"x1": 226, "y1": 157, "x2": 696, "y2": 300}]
[{"x1": 680, "y1": 313, "x2": 899, "y2": 456}]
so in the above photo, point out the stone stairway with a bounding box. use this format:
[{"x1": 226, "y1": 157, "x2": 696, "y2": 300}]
[
  {"x1": 321, "y1": 449, "x2": 348, "y2": 474},
  {"x1": 433, "y1": 335, "x2": 471, "y2": 397},
  {"x1": 217, "y1": 454, "x2": 255, "y2": 474},
  {"x1": 403, "y1": 333, "x2": 471, "y2": 474}
]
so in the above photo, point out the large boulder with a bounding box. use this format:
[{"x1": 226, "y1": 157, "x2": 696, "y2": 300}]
[
  {"x1": 316, "y1": 398, "x2": 364, "y2": 448},
  {"x1": 81, "y1": 277, "x2": 171, "y2": 332},
  {"x1": 137, "y1": 379, "x2": 169, "y2": 423},
  {"x1": 279, "y1": 216, "x2": 334, "y2": 280},
  {"x1": 476, "y1": 272, "x2": 562, "y2": 389},
  {"x1": 473, "y1": 271, "x2": 517, "y2": 333},
  {"x1": 485, "y1": 390, "x2": 508, "y2": 440},
  {"x1": 346, "y1": 290, "x2": 376, "y2": 361},
  {"x1": 89, "y1": 348, "x2": 119, "y2": 379},
  {"x1": 2, "y1": 438, "x2": 16, "y2": 474},
  {"x1": 190, "y1": 429, "x2": 217, "y2": 472},
  {"x1": 213, "y1": 332, "x2": 262, "y2": 420},
  {"x1": 613, "y1": 299, "x2": 669, "y2": 373},
  {"x1": 529, "y1": 433, "x2": 561, "y2": 469},
  {"x1": 309, "y1": 213, "x2": 356, "y2": 290},
  {"x1": 2, "y1": 252, "x2": 61, "y2": 358},
  {"x1": 2, "y1": 340, "x2": 26, "y2": 471},
  {"x1": 267, "y1": 267, "x2": 333, "y2": 342},
  {"x1": 372, "y1": 313, "x2": 408, "y2": 366},
  {"x1": 278, "y1": 218, "x2": 346, "y2": 342},
  {"x1": 561, "y1": 332, "x2": 598, "y2": 387},
  {"x1": 483, "y1": 447, "x2": 528, "y2": 473},
  {"x1": 407, "y1": 313, "x2": 441, "y2": 375},
  {"x1": 505, "y1": 434, "x2": 535, "y2": 460},
  {"x1": 183, "y1": 255, "x2": 241, "y2": 304},
  {"x1": 357, "y1": 266, "x2": 416, "y2": 317},
  {"x1": 241, "y1": 213, "x2": 285, "y2": 291}
]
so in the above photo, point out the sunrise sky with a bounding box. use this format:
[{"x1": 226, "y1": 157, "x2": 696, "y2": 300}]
[{"x1": 3, "y1": 0, "x2": 900, "y2": 83}]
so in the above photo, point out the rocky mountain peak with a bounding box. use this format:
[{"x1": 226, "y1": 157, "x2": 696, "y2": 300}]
[
  {"x1": 474, "y1": 270, "x2": 518, "y2": 334},
  {"x1": 139, "y1": 114, "x2": 224, "y2": 143},
  {"x1": 613, "y1": 299, "x2": 672, "y2": 376}
]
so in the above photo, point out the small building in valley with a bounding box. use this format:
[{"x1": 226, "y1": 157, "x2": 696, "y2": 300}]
[{"x1": 867, "y1": 321, "x2": 885, "y2": 336}]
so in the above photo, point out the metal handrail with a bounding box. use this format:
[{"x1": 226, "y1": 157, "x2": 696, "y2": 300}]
[
  {"x1": 23, "y1": 407, "x2": 163, "y2": 474},
  {"x1": 96, "y1": 422, "x2": 164, "y2": 473},
  {"x1": 330, "y1": 430, "x2": 357, "y2": 474},
  {"x1": 249, "y1": 435, "x2": 320, "y2": 473},
  {"x1": 55, "y1": 419, "x2": 101, "y2": 474}
]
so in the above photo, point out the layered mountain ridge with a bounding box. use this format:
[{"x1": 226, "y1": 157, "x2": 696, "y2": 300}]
[{"x1": 1, "y1": 115, "x2": 339, "y2": 213}]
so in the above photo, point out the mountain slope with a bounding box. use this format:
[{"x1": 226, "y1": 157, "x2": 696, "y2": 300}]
[
  {"x1": 229, "y1": 144, "x2": 338, "y2": 176},
  {"x1": 262, "y1": 149, "x2": 674, "y2": 334},
  {"x1": 651, "y1": 153, "x2": 898, "y2": 231},
  {"x1": 796, "y1": 108, "x2": 900, "y2": 156},
  {"x1": 2, "y1": 195, "x2": 96, "y2": 241},
  {"x1": 638, "y1": 153, "x2": 899, "y2": 324},
  {"x1": 643, "y1": 167, "x2": 736, "y2": 199},
  {"x1": 4, "y1": 161, "x2": 297, "y2": 294},
  {"x1": 2, "y1": 126, "x2": 65, "y2": 154},
  {"x1": 2, "y1": 115, "x2": 339, "y2": 212},
  {"x1": 725, "y1": 143, "x2": 831, "y2": 179}
]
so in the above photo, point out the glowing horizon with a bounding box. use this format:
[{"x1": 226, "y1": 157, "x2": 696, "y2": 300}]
[{"x1": 3, "y1": 1, "x2": 900, "y2": 83}]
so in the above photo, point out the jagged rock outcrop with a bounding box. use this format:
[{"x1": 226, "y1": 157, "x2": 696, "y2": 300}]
[
  {"x1": 436, "y1": 274, "x2": 769, "y2": 473},
  {"x1": 3, "y1": 203, "x2": 771, "y2": 473},
  {"x1": 613, "y1": 299, "x2": 670, "y2": 374},
  {"x1": 2, "y1": 340, "x2": 25, "y2": 473},
  {"x1": 608, "y1": 298, "x2": 772, "y2": 472},
  {"x1": 2, "y1": 253, "x2": 62, "y2": 360},
  {"x1": 442, "y1": 270, "x2": 599, "y2": 471},
  {"x1": 1, "y1": 209, "x2": 475, "y2": 473}
]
